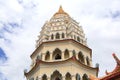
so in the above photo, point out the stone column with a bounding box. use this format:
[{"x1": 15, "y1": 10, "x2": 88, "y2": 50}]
[
  {"x1": 62, "y1": 76, "x2": 65, "y2": 80},
  {"x1": 64, "y1": 33, "x2": 66, "y2": 39},
  {"x1": 62, "y1": 51, "x2": 64, "y2": 60},
  {"x1": 50, "y1": 53, "x2": 53, "y2": 61},
  {"x1": 90, "y1": 58, "x2": 92, "y2": 66},
  {"x1": 48, "y1": 76, "x2": 51, "y2": 80},
  {"x1": 69, "y1": 51, "x2": 73, "y2": 57},
  {"x1": 84, "y1": 56, "x2": 86, "y2": 65},
  {"x1": 53, "y1": 34, "x2": 55, "y2": 40},
  {"x1": 60, "y1": 34, "x2": 62, "y2": 39},
  {"x1": 42, "y1": 54, "x2": 45, "y2": 61},
  {"x1": 38, "y1": 75, "x2": 41, "y2": 80},
  {"x1": 76, "y1": 54, "x2": 78, "y2": 60},
  {"x1": 72, "y1": 75, "x2": 76, "y2": 80}
]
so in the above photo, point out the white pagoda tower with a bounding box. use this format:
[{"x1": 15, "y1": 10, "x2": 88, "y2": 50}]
[{"x1": 24, "y1": 6, "x2": 99, "y2": 80}]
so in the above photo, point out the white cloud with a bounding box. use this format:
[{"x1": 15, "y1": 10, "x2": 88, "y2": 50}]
[{"x1": 0, "y1": 0, "x2": 120, "y2": 80}]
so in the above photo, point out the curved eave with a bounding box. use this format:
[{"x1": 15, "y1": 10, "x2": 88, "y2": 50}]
[
  {"x1": 25, "y1": 56, "x2": 98, "y2": 77},
  {"x1": 100, "y1": 54, "x2": 120, "y2": 80},
  {"x1": 31, "y1": 39, "x2": 92, "y2": 58},
  {"x1": 100, "y1": 71, "x2": 120, "y2": 80}
]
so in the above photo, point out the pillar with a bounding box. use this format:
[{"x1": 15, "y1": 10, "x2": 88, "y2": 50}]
[
  {"x1": 42, "y1": 54, "x2": 45, "y2": 61},
  {"x1": 60, "y1": 33, "x2": 62, "y2": 40},
  {"x1": 62, "y1": 76, "x2": 65, "y2": 80},
  {"x1": 76, "y1": 54, "x2": 78, "y2": 60},
  {"x1": 50, "y1": 53, "x2": 53, "y2": 61},
  {"x1": 69, "y1": 51, "x2": 73, "y2": 57},
  {"x1": 48, "y1": 76, "x2": 51, "y2": 80},
  {"x1": 84, "y1": 56, "x2": 86, "y2": 65},
  {"x1": 72, "y1": 75, "x2": 76, "y2": 80},
  {"x1": 62, "y1": 51, "x2": 64, "y2": 60}
]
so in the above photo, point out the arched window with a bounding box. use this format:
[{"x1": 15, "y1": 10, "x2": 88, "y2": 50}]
[
  {"x1": 42, "y1": 74, "x2": 47, "y2": 80},
  {"x1": 62, "y1": 33, "x2": 65, "y2": 38},
  {"x1": 78, "y1": 52, "x2": 85, "y2": 63},
  {"x1": 55, "y1": 77, "x2": 60, "y2": 80},
  {"x1": 77, "y1": 37, "x2": 80, "y2": 42},
  {"x1": 64, "y1": 49, "x2": 69, "y2": 59},
  {"x1": 86, "y1": 57, "x2": 90, "y2": 66},
  {"x1": 72, "y1": 50, "x2": 76, "y2": 56},
  {"x1": 55, "y1": 54, "x2": 61, "y2": 60},
  {"x1": 76, "y1": 74, "x2": 81, "y2": 80},
  {"x1": 53, "y1": 48, "x2": 62, "y2": 60},
  {"x1": 56, "y1": 33, "x2": 60, "y2": 39},
  {"x1": 45, "y1": 51, "x2": 50, "y2": 61},
  {"x1": 51, "y1": 34, "x2": 54, "y2": 40},
  {"x1": 51, "y1": 70, "x2": 62, "y2": 80},
  {"x1": 82, "y1": 74, "x2": 89, "y2": 80},
  {"x1": 65, "y1": 73, "x2": 71, "y2": 80}
]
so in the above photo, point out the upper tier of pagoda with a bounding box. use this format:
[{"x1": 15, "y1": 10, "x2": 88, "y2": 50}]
[{"x1": 36, "y1": 6, "x2": 87, "y2": 48}]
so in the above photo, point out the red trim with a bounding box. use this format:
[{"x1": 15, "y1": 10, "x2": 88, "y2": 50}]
[
  {"x1": 100, "y1": 54, "x2": 120, "y2": 80},
  {"x1": 100, "y1": 71, "x2": 120, "y2": 80}
]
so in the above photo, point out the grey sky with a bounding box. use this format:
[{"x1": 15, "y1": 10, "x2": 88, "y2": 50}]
[{"x1": 0, "y1": 0, "x2": 120, "y2": 80}]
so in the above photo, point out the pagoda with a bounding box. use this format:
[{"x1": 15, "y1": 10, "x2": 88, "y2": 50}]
[{"x1": 24, "y1": 6, "x2": 99, "y2": 80}]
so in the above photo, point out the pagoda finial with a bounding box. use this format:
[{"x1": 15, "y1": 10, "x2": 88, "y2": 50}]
[
  {"x1": 58, "y1": 5, "x2": 64, "y2": 13},
  {"x1": 53, "y1": 5, "x2": 69, "y2": 16},
  {"x1": 112, "y1": 53, "x2": 120, "y2": 65}
]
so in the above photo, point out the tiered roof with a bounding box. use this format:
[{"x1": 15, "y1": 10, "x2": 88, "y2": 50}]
[{"x1": 25, "y1": 55, "x2": 99, "y2": 77}]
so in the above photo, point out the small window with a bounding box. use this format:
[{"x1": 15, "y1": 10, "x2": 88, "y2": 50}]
[
  {"x1": 53, "y1": 48, "x2": 62, "y2": 60},
  {"x1": 45, "y1": 51, "x2": 50, "y2": 61},
  {"x1": 82, "y1": 74, "x2": 89, "y2": 80},
  {"x1": 76, "y1": 74, "x2": 81, "y2": 80},
  {"x1": 65, "y1": 73, "x2": 71, "y2": 80},
  {"x1": 72, "y1": 50, "x2": 76, "y2": 56},
  {"x1": 55, "y1": 54, "x2": 61, "y2": 60},
  {"x1": 77, "y1": 37, "x2": 80, "y2": 42},
  {"x1": 78, "y1": 52, "x2": 84, "y2": 63},
  {"x1": 42, "y1": 74, "x2": 47, "y2": 80},
  {"x1": 86, "y1": 57, "x2": 90, "y2": 66},
  {"x1": 55, "y1": 77, "x2": 60, "y2": 80},
  {"x1": 62, "y1": 33, "x2": 65, "y2": 38},
  {"x1": 51, "y1": 34, "x2": 54, "y2": 39},
  {"x1": 64, "y1": 49, "x2": 69, "y2": 59},
  {"x1": 56, "y1": 33, "x2": 60, "y2": 39}
]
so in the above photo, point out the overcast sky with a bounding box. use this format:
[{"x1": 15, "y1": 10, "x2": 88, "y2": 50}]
[{"x1": 0, "y1": 0, "x2": 120, "y2": 80}]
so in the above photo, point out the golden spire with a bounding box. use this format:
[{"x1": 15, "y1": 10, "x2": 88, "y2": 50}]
[
  {"x1": 54, "y1": 5, "x2": 69, "y2": 16},
  {"x1": 58, "y1": 5, "x2": 64, "y2": 13}
]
